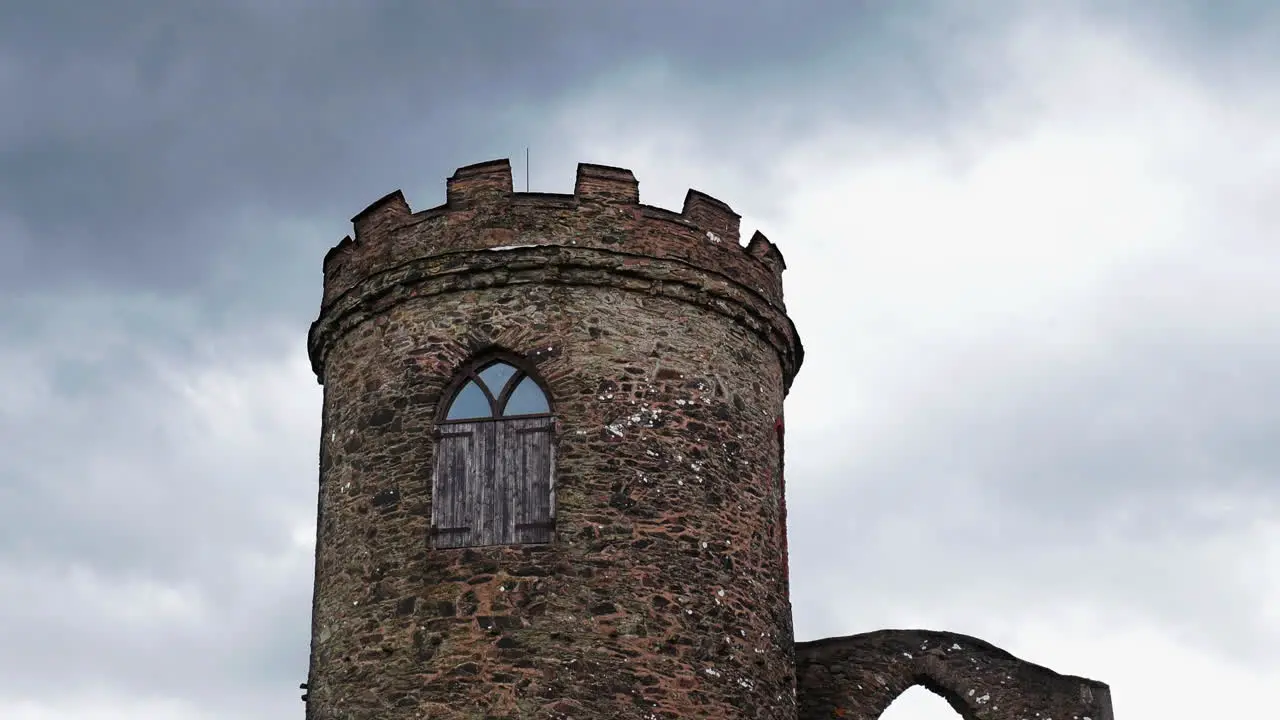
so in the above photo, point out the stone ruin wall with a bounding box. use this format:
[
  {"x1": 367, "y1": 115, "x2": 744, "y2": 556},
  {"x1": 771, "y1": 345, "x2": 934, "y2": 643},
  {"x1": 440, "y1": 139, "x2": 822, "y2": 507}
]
[{"x1": 795, "y1": 629, "x2": 1114, "y2": 720}]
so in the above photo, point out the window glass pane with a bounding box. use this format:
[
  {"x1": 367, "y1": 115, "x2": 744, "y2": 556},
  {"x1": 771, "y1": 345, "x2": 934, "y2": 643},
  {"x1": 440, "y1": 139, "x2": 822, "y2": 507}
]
[
  {"x1": 446, "y1": 380, "x2": 492, "y2": 420},
  {"x1": 503, "y1": 376, "x2": 550, "y2": 416},
  {"x1": 478, "y1": 362, "x2": 517, "y2": 396}
]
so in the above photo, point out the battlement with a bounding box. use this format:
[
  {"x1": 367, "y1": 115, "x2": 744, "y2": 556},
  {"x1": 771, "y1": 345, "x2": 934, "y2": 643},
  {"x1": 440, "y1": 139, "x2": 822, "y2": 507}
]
[
  {"x1": 574, "y1": 163, "x2": 640, "y2": 204},
  {"x1": 321, "y1": 159, "x2": 790, "y2": 311},
  {"x1": 682, "y1": 190, "x2": 740, "y2": 245},
  {"x1": 446, "y1": 158, "x2": 514, "y2": 208}
]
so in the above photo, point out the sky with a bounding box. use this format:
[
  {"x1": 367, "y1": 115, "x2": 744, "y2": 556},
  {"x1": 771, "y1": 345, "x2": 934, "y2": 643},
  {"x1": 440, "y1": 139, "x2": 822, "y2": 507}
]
[{"x1": 1, "y1": 1, "x2": 1277, "y2": 718}]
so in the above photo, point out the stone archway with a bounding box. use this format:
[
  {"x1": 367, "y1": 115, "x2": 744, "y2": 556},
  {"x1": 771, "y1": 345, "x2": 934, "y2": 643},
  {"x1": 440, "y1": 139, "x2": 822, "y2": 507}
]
[{"x1": 794, "y1": 629, "x2": 1114, "y2": 720}]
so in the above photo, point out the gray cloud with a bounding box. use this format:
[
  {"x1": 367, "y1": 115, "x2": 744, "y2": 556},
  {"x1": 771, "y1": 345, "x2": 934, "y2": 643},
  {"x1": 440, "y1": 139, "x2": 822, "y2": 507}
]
[
  {"x1": 0, "y1": 302, "x2": 314, "y2": 715},
  {"x1": 0, "y1": 0, "x2": 875, "y2": 297},
  {"x1": 3, "y1": 1, "x2": 1278, "y2": 719}
]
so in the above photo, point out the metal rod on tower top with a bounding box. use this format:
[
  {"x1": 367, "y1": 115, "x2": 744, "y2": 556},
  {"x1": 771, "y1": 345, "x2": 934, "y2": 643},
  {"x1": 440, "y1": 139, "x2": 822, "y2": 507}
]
[{"x1": 525, "y1": 148, "x2": 529, "y2": 192}]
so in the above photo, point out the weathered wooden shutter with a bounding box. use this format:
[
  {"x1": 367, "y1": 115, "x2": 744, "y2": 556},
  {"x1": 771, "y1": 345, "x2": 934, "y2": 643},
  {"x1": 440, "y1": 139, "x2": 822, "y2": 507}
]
[
  {"x1": 499, "y1": 416, "x2": 555, "y2": 544},
  {"x1": 432, "y1": 422, "x2": 488, "y2": 549},
  {"x1": 434, "y1": 417, "x2": 553, "y2": 549},
  {"x1": 470, "y1": 421, "x2": 503, "y2": 547}
]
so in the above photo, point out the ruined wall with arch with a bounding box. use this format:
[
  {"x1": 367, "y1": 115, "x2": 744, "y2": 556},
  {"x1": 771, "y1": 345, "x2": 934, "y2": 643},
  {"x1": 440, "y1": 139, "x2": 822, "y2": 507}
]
[{"x1": 794, "y1": 629, "x2": 1114, "y2": 720}]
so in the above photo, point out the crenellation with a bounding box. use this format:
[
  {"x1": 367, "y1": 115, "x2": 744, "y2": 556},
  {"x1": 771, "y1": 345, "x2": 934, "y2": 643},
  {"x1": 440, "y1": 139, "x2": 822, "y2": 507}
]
[
  {"x1": 746, "y1": 230, "x2": 787, "y2": 275},
  {"x1": 445, "y1": 158, "x2": 514, "y2": 208},
  {"x1": 574, "y1": 163, "x2": 640, "y2": 204},
  {"x1": 681, "y1": 189, "x2": 741, "y2": 245},
  {"x1": 319, "y1": 235, "x2": 364, "y2": 309},
  {"x1": 321, "y1": 234, "x2": 355, "y2": 274},
  {"x1": 319, "y1": 159, "x2": 792, "y2": 312},
  {"x1": 351, "y1": 189, "x2": 411, "y2": 240}
]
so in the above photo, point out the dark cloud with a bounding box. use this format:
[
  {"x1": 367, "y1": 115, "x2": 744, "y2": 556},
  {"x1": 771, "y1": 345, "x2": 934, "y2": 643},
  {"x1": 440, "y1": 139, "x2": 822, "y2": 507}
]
[
  {"x1": 5, "y1": 1, "x2": 1270, "y2": 297},
  {"x1": 0, "y1": 0, "x2": 880, "y2": 297}
]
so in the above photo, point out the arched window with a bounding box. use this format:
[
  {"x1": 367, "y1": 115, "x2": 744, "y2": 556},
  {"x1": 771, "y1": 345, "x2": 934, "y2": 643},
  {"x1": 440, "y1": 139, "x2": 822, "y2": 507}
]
[{"x1": 432, "y1": 354, "x2": 555, "y2": 549}]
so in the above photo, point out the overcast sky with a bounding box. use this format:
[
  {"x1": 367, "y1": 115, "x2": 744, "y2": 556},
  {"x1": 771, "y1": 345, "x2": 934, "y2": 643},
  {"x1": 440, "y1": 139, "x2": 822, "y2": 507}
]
[{"x1": 2, "y1": 1, "x2": 1277, "y2": 718}]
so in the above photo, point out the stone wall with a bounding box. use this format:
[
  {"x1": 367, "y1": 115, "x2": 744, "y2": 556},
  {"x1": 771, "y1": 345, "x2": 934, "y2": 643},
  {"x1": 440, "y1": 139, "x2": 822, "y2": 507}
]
[
  {"x1": 794, "y1": 629, "x2": 1114, "y2": 720},
  {"x1": 305, "y1": 160, "x2": 804, "y2": 719}
]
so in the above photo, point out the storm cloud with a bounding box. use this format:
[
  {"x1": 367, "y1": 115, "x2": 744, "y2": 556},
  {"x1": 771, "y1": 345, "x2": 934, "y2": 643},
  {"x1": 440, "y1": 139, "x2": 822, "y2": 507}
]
[{"x1": 1, "y1": 1, "x2": 1276, "y2": 718}]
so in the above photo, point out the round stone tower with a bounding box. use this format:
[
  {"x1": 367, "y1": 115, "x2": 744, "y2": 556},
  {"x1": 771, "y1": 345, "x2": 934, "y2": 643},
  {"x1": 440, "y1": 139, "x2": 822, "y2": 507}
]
[{"x1": 305, "y1": 159, "x2": 804, "y2": 719}]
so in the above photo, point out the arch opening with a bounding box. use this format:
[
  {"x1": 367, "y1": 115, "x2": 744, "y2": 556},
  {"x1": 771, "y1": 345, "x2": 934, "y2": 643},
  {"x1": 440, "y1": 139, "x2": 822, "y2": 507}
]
[
  {"x1": 876, "y1": 677, "x2": 978, "y2": 720},
  {"x1": 880, "y1": 683, "x2": 971, "y2": 720}
]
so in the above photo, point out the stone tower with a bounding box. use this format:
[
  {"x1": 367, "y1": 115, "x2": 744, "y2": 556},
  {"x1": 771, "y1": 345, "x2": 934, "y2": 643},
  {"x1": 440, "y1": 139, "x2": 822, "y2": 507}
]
[{"x1": 305, "y1": 159, "x2": 804, "y2": 719}]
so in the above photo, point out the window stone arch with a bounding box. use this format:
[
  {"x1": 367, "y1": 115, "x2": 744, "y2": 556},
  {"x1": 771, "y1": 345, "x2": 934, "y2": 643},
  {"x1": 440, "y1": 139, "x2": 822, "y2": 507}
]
[{"x1": 432, "y1": 350, "x2": 556, "y2": 549}]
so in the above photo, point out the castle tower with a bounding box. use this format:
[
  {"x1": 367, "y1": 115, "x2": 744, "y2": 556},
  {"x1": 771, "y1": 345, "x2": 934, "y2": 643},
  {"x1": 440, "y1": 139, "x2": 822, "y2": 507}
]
[{"x1": 305, "y1": 159, "x2": 804, "y2": 719}]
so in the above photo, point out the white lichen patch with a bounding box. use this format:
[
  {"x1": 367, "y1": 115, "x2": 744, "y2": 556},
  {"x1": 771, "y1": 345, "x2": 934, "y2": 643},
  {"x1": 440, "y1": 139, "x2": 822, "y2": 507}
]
[{"x1": 627, "y1": 406, "x2": 663, "y2": 427}]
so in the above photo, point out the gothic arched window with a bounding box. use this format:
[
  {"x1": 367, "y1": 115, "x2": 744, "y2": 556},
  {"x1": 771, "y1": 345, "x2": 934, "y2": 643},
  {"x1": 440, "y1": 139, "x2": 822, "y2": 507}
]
[{"x1": 432, "y1": 354, "x2": 555, "y2": 549}]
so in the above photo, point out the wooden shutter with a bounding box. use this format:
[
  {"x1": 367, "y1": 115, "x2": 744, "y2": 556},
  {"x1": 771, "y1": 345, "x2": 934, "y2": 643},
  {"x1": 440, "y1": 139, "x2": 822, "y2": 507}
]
[
  {"x1": 470, "y1": 421, "x2": 503, "y2": 547},
  {"x1": 498, "y1": 416, "x2": 555, "y2": 544},
  {"x1": 433, "y1": 417, "x2": 553, "y2": 549},
  {"x1": 432, "y1": 422, "x2": 488, "y2": 549}
]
